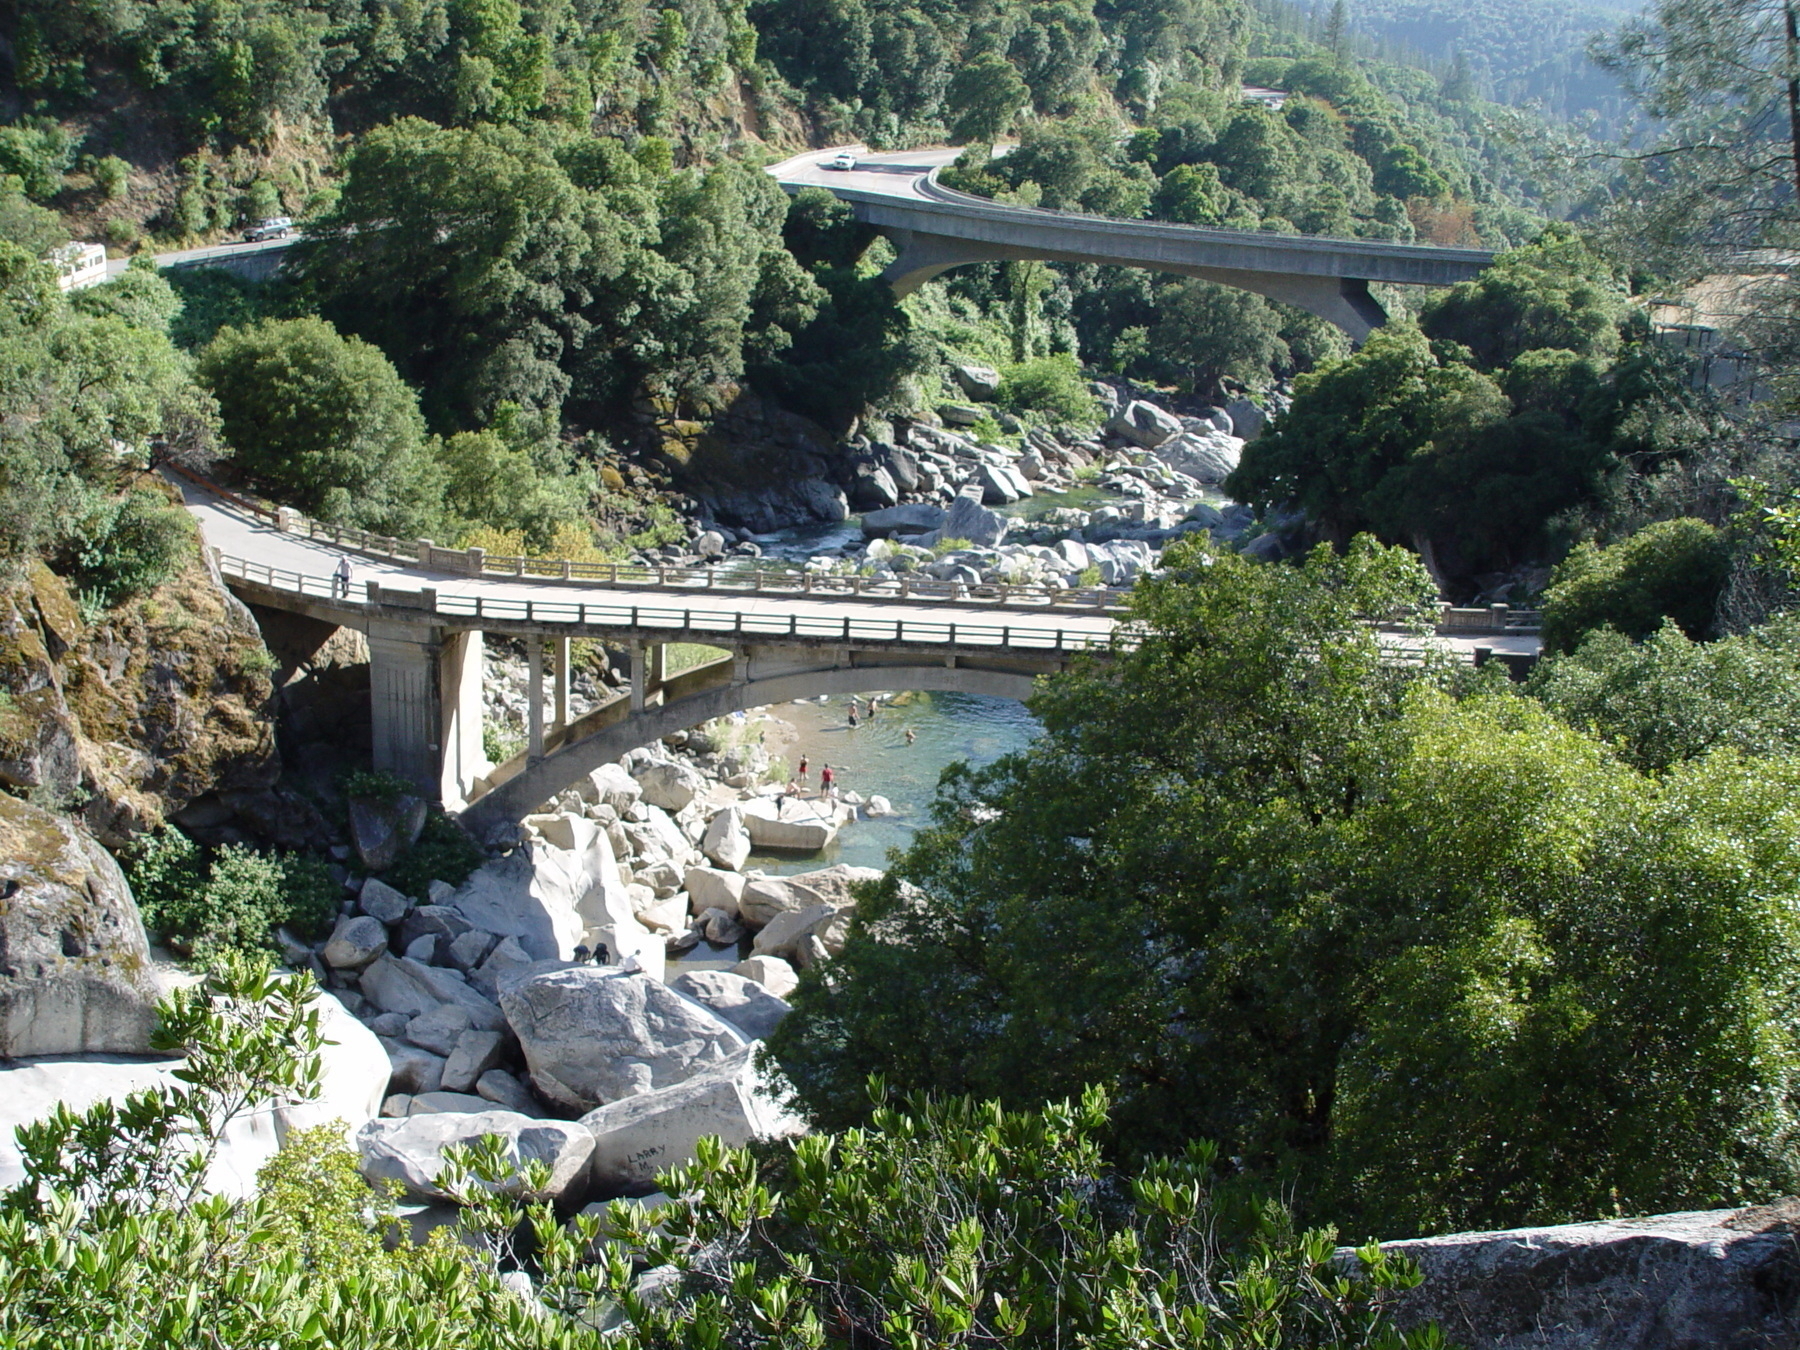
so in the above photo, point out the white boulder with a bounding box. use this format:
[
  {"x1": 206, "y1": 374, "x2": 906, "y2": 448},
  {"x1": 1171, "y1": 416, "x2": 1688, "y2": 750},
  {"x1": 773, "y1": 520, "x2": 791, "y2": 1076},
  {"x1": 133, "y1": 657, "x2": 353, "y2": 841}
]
[
  {"x1": 634, "y1": 760, "x2": 709, "y2": 814},
  {"x1": 685, "y1": 866, "x2": 746, "y2": 918},
  {"x1": 356, "y1": 1110, "x2": 595, "y2": 1202},
  {"x1": 581, "y1": 1048, "x2": 802, "y2": 1191},
  {"x1": 739, "y1": 799, "x2": 837, "y2": 853},
  {"x1": 323, "y1": 914, "x2": 389, "y2": 971},
  {"x1": 702, "y1": 806, "x2": 752, "y2": 871},
  {"x1": 498, "y1": 966, "x2": 746, "y2": 1111},
  {"x1": 669, "y1": 971, "x2": 792, "y2": 1041},
  {"x1": 733, "y1": 955, "x2": 800, "y2": 1000}
]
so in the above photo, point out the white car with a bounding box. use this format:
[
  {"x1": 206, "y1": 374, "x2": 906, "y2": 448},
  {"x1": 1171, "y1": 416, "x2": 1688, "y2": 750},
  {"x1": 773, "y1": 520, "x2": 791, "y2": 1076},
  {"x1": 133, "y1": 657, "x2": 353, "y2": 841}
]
[
  {"x1": 827, "y1": 151, "x2": 858, "y2": 171},
  {"x1": 243, "y1": 216, "x2": 293, "y2": 243}
]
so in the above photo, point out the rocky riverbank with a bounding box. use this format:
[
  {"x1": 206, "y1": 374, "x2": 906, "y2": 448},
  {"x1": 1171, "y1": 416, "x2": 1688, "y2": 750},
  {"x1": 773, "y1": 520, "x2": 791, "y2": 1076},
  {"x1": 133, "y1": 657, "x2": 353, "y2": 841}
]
[{"x1": 651, "y1": 381, "x2": 1306, "y2": 588}]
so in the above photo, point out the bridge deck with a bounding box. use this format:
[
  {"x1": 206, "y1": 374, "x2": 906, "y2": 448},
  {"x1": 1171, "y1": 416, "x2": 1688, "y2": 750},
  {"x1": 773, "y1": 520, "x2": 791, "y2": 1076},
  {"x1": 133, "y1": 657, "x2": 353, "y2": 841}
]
[
  {"x1": 179, "y1": 478, "x2": 1539, "y2": 664},
  {"x1": 178, "y1": 481, "x2": 1121, "y2": 652}
]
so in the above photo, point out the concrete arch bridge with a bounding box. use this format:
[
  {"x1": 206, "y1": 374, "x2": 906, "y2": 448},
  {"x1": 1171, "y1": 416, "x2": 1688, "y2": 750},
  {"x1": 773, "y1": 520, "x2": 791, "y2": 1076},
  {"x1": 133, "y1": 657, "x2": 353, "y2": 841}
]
[
  {"x1": 174, "y1": 471, "x2": 1122, "y2": 831},
  {"x1": 768, "y1": 147, "x2": 1496, "y2": 340},
  {"x1": 176, "y1": 471, "x2": 1538, "y2": 827}
]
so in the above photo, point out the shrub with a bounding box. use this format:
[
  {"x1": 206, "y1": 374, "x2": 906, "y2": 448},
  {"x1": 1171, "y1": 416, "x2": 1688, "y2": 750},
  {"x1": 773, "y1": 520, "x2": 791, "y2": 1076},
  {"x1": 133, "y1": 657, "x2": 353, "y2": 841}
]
[
  {"x1": 125, "y1": 829, "x2": 340, "y2": 962},
  {"x1": 384, "y1": 810, "x2": 485, "y2": 900},
  {"x1": 997, "y1": 352, "x2": 1098, "y2": 424},
  {"x1": 90, "y1": 154, "x2": 130, "y2": 200},
  {"x1": 65, "y1": 489, "x2": 193, "y2": 608},
  {"x1": 338, "y1": 767, "x2": 412, "y2": 805},
  {"x1": 1539, "y1": 517, "x2": 1729, "y2": 654}
]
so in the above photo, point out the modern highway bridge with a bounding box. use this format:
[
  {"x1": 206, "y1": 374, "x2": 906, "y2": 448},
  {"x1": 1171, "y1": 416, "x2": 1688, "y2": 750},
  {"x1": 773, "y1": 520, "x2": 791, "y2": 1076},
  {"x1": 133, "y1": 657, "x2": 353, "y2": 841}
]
[
  {"x1": 769, "y1": 146, "x2": 1495, "y2": 338},
  {"x1": 174, "y1": 471, "x2": 1539, "y2": 827},
  {"x1": 99, "y1": 143, "x2": 1494, "y2": 340}
]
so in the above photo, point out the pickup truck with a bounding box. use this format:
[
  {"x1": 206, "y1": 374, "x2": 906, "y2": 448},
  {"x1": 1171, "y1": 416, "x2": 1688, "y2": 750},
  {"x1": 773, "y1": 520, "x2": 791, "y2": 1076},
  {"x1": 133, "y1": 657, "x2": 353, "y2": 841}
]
[{"x1": 243, "y1": 216, "x2": 294, "y2": 243}]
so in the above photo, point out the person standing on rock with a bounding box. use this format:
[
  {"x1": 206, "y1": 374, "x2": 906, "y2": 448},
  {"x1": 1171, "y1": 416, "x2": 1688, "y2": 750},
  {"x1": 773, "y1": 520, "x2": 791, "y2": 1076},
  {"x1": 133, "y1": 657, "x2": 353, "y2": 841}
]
[{"x1": 821, "y1": 764, "x2": 836, "y2": 800}]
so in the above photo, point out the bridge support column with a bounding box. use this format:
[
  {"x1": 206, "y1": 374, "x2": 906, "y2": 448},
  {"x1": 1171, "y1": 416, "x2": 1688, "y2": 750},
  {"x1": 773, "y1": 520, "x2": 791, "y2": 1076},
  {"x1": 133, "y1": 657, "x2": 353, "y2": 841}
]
[
  {"x1": 527, "y1": 635, "x2": 545, "y2": 761},
  {"x1": 552, "y1": 636, "x2": 570, "y2": 731},
  {"x1": 439, "y1": 630, "x2": 486, "y2": 810},
  {"x1": 630, "y1": 641, "x2": 668, "y2": 712},
  {"x1": 368, "y1": 621, "x2": 440, "y2": 795}
]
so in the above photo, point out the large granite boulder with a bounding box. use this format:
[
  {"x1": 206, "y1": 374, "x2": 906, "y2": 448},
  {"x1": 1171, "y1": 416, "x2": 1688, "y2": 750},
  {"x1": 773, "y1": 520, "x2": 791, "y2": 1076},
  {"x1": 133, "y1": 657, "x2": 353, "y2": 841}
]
[
  {"x1": 348, "y1": 793, "x2": 426, "y2": 873},
  {"x1": 951, "y1": 363, "x2": 1002, "y2": 400},
  {"x1": 733, "y1": 956, "x2": 799, "y2": 999},
  {"x1": 701, "y1": 806, "x2": 751, "y2": 871},
  {"x1": 1156, "y1": 429, "x2": 1244, "y2": 486},
  {"x1": 581, "y1": 1047, "x2": 802, "y2": 1192},
  {"x1": 356, "y1": 1110, "x2": 594, "y2": 1202},
  {"x1": 445, "y1": 815, "x2": 658, "y2": 974},
  {"x1": 0, "y1": 797, "x2": 160, "y2": 1056},
  {"x1": 498, "y1": 966, "x2": 745, "y2": 1111},
  {"x1": 669, "y1": 971, "x2": 792, "y2": 1041},
  {"x1": 861, "y1": 504, "x2": 945, "y2": 538},
  {"x1": 634, "y1": 760, "x2": 708, "y2": 814},
  {"x1": 737, "y1": 864, "x2": 881, "y2": 928},
  {"x1": 976, "y1": 461, "x2": 1033, "y2": 506},
  {"x1": 1105, "y1": 399, "x2": 1182, "y2": 449},
  {"x1": 1378, "y1": 1203, "x2": 1800, "y2": 1350},
  {"x1": 751, "y1": 903, "x2": 842, "y2": 961},
  {"x1": 581, "y1": 763, "x2": 643, "y2": 814},
  {"x1": 738, "y1": 799, "x2": 837, "y2": 853},
  {"x1": 322, "y1": 914, "x2": 389, "y2": 971},
  {"x1": 0, "y1": 992, "x2": 387, "y2": 1198},
  {"x1": 685, "y1": 866, "x2": 746, "y2": 918},
  {"x1": 942, "y1": 488, "x2": 1008, "y2": 548}
]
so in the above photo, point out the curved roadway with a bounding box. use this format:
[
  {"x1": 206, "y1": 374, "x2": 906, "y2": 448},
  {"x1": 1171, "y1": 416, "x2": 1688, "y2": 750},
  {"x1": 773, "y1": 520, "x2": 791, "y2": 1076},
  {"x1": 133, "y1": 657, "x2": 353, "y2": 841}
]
[{"x1": 769, "y1": 145, "x2": 1495, "y2": 337}]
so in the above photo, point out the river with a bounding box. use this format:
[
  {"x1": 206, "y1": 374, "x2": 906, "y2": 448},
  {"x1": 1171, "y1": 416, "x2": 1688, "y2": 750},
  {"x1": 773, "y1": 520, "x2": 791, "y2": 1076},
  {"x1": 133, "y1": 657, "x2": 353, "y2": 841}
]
[{"x1": 745, "y1": 690, "x2": 1041, "y2": 875}]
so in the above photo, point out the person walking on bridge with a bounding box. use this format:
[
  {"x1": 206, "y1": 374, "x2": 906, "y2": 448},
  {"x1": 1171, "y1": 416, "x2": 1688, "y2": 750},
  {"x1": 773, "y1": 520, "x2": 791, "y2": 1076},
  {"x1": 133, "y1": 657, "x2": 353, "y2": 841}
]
[{"x1": 333, "y1": 556, "x2": 352, "y2": 599}]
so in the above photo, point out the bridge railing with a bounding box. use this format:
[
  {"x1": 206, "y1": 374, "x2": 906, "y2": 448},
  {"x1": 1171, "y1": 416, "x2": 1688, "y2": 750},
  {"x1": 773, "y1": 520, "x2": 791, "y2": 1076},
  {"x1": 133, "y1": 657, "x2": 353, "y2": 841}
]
[
  {"x1": 910, "y1": 169, "x2": 1495, "y2": 266},
  {"x1": 173, "y1": 463, "x2": 1135, "y2": 614},
  {"x1": 213, "y1": 553, "x2": 1124, "y2": 652}
]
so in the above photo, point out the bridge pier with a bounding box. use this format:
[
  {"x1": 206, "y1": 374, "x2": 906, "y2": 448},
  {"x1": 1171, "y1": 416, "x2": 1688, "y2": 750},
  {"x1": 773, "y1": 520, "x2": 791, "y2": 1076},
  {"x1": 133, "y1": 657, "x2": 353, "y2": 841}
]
[
  {"x1": 439, "y1": 630, "x2": 486, "y2": 810},
  {"x1": 368, "y1": 622, "x2": 442, "y2": 793}
]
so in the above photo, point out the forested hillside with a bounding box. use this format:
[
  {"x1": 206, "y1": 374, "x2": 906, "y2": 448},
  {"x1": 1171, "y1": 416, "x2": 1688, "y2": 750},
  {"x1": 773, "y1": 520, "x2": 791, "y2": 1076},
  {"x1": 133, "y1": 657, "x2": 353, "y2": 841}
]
[{"x1": 1274, "y1": 0, "x2": 1639, "y2": 124}]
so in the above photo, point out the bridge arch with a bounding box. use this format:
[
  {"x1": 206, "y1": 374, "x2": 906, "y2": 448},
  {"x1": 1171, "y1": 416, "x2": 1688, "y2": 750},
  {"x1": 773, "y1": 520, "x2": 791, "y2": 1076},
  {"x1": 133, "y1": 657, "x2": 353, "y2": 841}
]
[{"x1": 459, "y1": 659, "x2": 1042, "y2": 831}]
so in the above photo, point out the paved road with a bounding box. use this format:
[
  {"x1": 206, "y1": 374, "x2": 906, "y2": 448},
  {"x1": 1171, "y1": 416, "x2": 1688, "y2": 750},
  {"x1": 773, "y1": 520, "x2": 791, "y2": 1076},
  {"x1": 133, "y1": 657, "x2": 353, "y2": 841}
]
[
  {"x1": 105, "y1": 234, "x2": 299, "y2": 281},
  {"x1": 179, "y1": 480, "x2": 1120, "y2": 652},
  {"x1": 178, "y1": 478, "x2": 1538, "y2": 663}
]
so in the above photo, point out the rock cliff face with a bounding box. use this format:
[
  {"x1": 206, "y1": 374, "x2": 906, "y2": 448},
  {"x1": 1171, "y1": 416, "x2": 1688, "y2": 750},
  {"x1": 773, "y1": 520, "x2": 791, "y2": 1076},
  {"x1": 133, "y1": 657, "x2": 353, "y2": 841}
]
[
  {"x1": 0, "y1": 550, "x2": 279, "y2": 847},
  {"x1": 0, "y1": 795, "x2": 161, "y2": 1056}
]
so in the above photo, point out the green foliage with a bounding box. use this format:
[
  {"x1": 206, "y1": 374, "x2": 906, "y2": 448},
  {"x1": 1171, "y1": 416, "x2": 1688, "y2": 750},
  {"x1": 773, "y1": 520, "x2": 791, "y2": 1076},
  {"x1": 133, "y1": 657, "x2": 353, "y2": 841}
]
[
  {"x1": 296, "y1": 117, "x2": 821, "y2": 426},
  {"x1": 772, "y1": 536, "x2": 1800, "y2": 1234},
  {"x1": 0, "y1": 239, "x2": 217, "y2": 574},
  {"x1": 0, "y1": 951, "x2": 1440, "y2": 1350},
  {"x1": 163, "y1": 269, "x2": 291, "y2": 352},
  {"x1": 1419, "y1": 229, "x2": 1637, "y2": 370},
  {"x1": 0, "y1": 119, "x2": 74, "y2": 200},
  {"x1": 383, "y1": 810, "x2": 486, "y2": 901},
  {"x1": 946, "y1": 52, "x2": 1031, "y2": 144},
  {"x1": 995, "y1": 352, "x2": 1097, "y2": 423},
  {"x1": 600, "y1": 1086, "x2": 1437, "y2": 1349},
  {"x1": 339, "y1": 767, "x2": 413, "y2": 805},
  {"x1": 196, "y1": 316, "x2": 441, "y2": 536},
  {"x1": 436, "y1": 407, "x2": 592, "y2": 552},
  {"x1": 0, "y1": 177, "x2": 67, "y2": 254},
  {"x1": 1539, "y1": 517, "x2": 1729, "y2": 653},
  {"x1": 124, "y1": 829, "x2": 338, "y2": 963},
  {"x1": 1152, "y1": 277, "x2": 1292, "y2": 392},
  {"x1": 1530, "y1": 618, "x2": 1800, "y2": 772},
  {"x1": 68, "y1": 261, "x2": 185, "y2": 335},
  {"x1": 62, "y1": 488, "x2": 194, "y2": 609}
]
